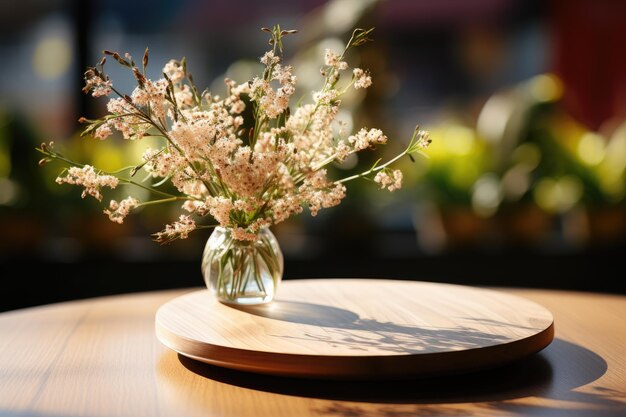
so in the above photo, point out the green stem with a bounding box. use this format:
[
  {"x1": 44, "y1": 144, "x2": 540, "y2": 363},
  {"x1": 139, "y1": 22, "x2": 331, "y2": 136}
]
[
  {"x1": 196, "y1": 224, "x2": 219, "y2": 230},
  {"x1": 39, "y1": 148, "x2": 186, "y2": 199},
  {"x1": 118, "y1": 178, "x2": 181, "y2": 198},
  {"x1": 136, "y1": 196, "x2": 188, "y2": 207},
  {"x1": 336, "y1": 150, "x2": 408, "y2": 185},
  {"x1": 252, "y1": 253, "x2": 266, "y2": 295}
]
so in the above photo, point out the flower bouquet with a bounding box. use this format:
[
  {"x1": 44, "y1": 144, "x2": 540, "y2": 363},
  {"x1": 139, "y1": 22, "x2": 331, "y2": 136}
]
[{"x1": 38, "y1": 26, "x2": 430, "y2": 305}]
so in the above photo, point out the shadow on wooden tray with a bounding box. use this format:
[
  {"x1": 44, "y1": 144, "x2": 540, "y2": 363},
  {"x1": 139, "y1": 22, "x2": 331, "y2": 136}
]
[{"x1": 233, "y1": 300, "x2": 514, "y2": 355}]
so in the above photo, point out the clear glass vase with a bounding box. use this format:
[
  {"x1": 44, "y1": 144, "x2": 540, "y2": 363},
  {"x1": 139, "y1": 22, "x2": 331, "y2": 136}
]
[{"x1": 201, "y1": 227, "x2": 283, "y2": 305}]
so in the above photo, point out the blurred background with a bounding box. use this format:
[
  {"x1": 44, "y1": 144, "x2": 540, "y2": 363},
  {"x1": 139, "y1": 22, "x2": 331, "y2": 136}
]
[{"x1": 1, "y1": 0, "x2": 625, "y2": 311}]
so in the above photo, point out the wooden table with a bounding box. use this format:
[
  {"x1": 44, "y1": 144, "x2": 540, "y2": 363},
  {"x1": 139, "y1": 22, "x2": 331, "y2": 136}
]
[{"x1": 1, "y1": 283, "x2": 625, "y2": 417}]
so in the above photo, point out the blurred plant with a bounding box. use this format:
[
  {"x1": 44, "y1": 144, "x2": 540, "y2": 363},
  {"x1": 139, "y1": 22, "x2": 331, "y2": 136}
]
[
  {"x1": 413, "y1": 73, "x2": 625, "y2": 248},
  {"x1": 479, "y1": 74, "x2": 625, "y2": 213},
  {"x1": 422, "y1": 123, "x2": 492, "y2": 210}
]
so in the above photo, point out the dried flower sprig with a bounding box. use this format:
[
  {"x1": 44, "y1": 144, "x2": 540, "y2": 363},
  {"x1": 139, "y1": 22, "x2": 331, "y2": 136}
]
[{"x1": 37, "y1": 26, "x2": 430, "y2": 243}]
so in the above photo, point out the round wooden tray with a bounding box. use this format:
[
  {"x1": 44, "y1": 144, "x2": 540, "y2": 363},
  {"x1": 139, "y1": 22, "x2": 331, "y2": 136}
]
[{"x1": 155, "y1": 279, "x2": 554, "y2": 379}]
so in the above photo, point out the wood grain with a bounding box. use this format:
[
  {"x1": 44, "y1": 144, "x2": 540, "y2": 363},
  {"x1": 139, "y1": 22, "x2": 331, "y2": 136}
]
[
  {"x1": 1, "y1": 283, "x2": 625, "y2": 417},
  {"x1": 156, "y1": 280, "x2": 554, "y2": 378}
]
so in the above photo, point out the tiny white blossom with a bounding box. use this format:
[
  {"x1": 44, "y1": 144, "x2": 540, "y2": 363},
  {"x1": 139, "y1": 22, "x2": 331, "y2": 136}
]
[
  {"x1": 348, "y1": 128, "x2": 387, "y2": 151},
  {"x1": 324, "y1": 49, "x2": 339, "y2": 66},
  {"x1": 353, "y1": 68, "x2": 372, "y2": 89},
  {"x1": 174, "y1": 84, "x2": 194, "y2": 107},
  {"x1": 83, "y1": 70, "x2": 112, "y2": 97},
  {"x1": 374, "y1": 169, "x2": 403, "y2": 192},
  {"x1": 312, "y1": 89, "x2": 338, "y2": 105},
  {"x1": 231, "y1": 227, "x2": 259, "y2": 241},
  {"x1": 94, "y1": 124, "x2": 112, "y2": 140},
  {"x1": 154, "y1": 215, "x2": 196, "y2": 243},
  {"x1": 260, "y1": 51, "x2": 280, "y2": 65},
  {"x1": 416, "y1": 129, "x2": 432, "y2": 149},
  {"x1": 104, "y1": 196, "x2": 139, "y2": 224},
  {"x1": 162, "y1": 60, "x2": 185, "y2": 83},
  {"x1": 56, "y1": 165, "x2": 119, "y2": 201},
  {"x1": 324, "y1": 49, "x2": 347, "y2": 70}
]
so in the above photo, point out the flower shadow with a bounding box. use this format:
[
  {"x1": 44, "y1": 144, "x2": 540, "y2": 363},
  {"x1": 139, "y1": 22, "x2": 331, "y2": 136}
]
[{"x1": 232, "y1": 300, "x2": 514, "y2": 354}]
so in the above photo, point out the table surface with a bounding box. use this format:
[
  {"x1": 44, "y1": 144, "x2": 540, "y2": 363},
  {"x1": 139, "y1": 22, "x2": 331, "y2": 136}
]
[{"x1": 1, "y1": 282, "x2": 625, "y2": 417}]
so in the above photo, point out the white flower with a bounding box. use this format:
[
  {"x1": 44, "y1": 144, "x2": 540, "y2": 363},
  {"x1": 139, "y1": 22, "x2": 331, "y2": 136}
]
[
  {"x1": 231, "y1": 227, "x2": 258, "y2": 241},
  {"x1": 374, "y1": 169, "x2": 403, "y2": 192},
  {"x1": 270, "y1": 194, "x2": 302, "y2": 223},
  {"x1": 260, "y1": 50, "x2": 280, "y2": 65},
  {"x1": 230, "y1": 98, "x2": 246, "y2": 114},
  {"x1": 335, "y1": 141, "x2": 351, "y2": 162},
  {"x1": 154, "y1": 215, "x2": 196, "y2": 243},
  {"x1": 94, "y1": 124, "x2": 112, "y2": 140},
  {"x1": 142, "y1": 148, "x2": 185, "y2": 178},
  {"x1": 217, "y1": 147, "x2": 280, "y2": 198},
  {"x1": 353, "y1": 68, "x2": 372, "y2": 89},
  {"x1": 304, "y1": 183, "x2": 346, "y2": 216},
  {"x1": 106, "y1": 97, "x2": 149, "y2": 140},
  {"x1": 231, "y1": 82, "x2": 250, "y2": 96},
  {"x1": 56, "y1": 165, "x2": 119, "y2": 201},
  {"x1": 416, "y1": 129, "x2": 432, "y2": 149},
  {"x1": 206, "y1": 196, "x2": 233, "y2": 225},
  {"x1": 312, "y1": 90, "x2": 338, "y2": 105},
  {"x1": 162, "y1": 60, "x2": 185, "y2": 83},
  {"x1": 182, "y1": 200, "x2": 204, "y2": 213},
  {"x1": 104, "y1": 196, "x2": 140, "y2": 224},
  {"x1": 324, "y1": 49, "x2": 347, "y2": 70},
  {"x1": 83, "y1": 71, "x2": 112, "y2": 97},
  {"x1": 348, "y1": 128, "x2": 387, "y2": 151},
  {"x1": 174, "y1": 84, "x2": 194, "y2": 107},
  {"x1": 249, "y1": 60, "x2": 297, "y2": 119}
]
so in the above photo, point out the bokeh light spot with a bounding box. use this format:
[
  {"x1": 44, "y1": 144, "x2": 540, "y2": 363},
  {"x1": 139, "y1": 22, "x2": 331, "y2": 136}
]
[
  {"x1": 577, "y1": 132, "x2": 606, "y2": 166},
  {"x1": 33, "y1": 36, "x2": 72, "y2": 80}
]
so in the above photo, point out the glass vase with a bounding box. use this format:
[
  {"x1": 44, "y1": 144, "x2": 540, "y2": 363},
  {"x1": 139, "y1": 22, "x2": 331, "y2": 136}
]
[{"x1": 201, "y1": 227, "x2": 283, "y2": 305}]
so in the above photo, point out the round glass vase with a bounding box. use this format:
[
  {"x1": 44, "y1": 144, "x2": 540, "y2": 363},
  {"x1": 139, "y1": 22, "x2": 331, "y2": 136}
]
[{"x1": 201, "y1": 227, "x2": 283, "y2": 305}]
